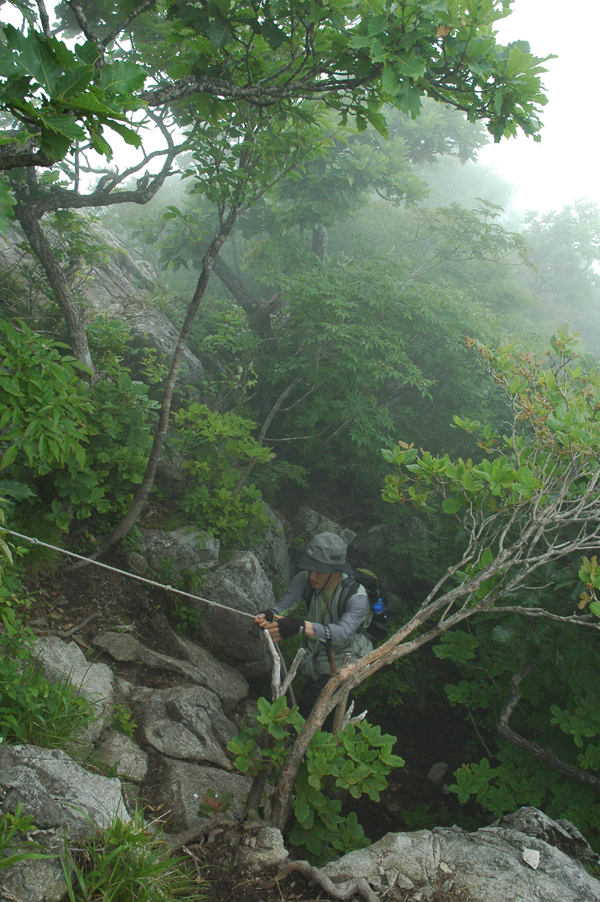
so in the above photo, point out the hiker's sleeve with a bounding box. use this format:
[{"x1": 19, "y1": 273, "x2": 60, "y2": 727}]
[
  {"x1": 271, "y1": 572, "x2": 309, "y2": 615},
  {"x1": 310, "y1": 590, "x2": 368, "y2": 643}
]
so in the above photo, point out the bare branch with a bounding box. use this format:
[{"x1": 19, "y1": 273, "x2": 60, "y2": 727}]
[
  {"x1": 281, "y1": 648, "x2": 307, "y2": 697},
  {"x1": 35, "y1": 0, "x2": 51, "y2": 37},
  {"x1": 102, "y1": 0, "x2": 157, "y2": 47},
  {"x1": 276, "y1": 860, "x2": 380, "y2": 902},
  {"x1": 263, "y1": 629, "x2": 282, "y2": 701},
  {"x1": 67, "y1": 0, "x2": 98, "y2": 44},
  {"x1": 498, "y1": 666, "x2": 600, "y2": 792}
]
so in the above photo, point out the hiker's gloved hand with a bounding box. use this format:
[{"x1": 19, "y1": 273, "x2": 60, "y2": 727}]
[
  {"x1": 277, "y1": 617, "x2": 304, "y2": 639},
  {"x1": 255, "y1": 609, "x2": 275, "y2": 627}
]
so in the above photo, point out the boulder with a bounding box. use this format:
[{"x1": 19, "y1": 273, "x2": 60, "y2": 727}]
[
  {"x1": 293, "y1": 507, "x2": 356, "y2": 546},
  {"x1": 96, "y1": 731, "x2": 149, "y2": 783},
  {"x1": 137, "y1": 526, "x2": 220, "y2": 575},
  {"x1": 125, "y1": 310, "x2": 204, "y2": 386},
  {"x1": 237, "y1": 826, "x2": 288, "y2": 869},
  {"x1": 349, "y1": 524, "x2": 391, "y2": 562},
  {"x1": 138, "y1": 685, "x2": 237, "y2": 771},
  {"x1": 160, "y1": 761, "x2": 251, "y2": 830},
  {"x1": 197, "y1": 552, "x2": 274, "y2": 677},
  {"x1": 171, "y1": 634, "x2": 249, "y2": 711},
  {"x1": 0, "y1": 832, "x2": 67, "y2": 902},
  {"x1": 322, "y1": 807, "x2": 600, "y2": 902},
  {"x1": 0, "y1": 745, "x2": 130, "y2": 902},
  {"x1": 252, "y1": 503, "x2": 293, "y2": 584},
  {"x1": 93, "y1": 631, "x2": 223, "y2": 690},
  {"x1": 0, "y1": 745, "x2": 130, "y2": 836},
  {"x1": 32, "y1": 637, "x2": 114, "y2": 743}
]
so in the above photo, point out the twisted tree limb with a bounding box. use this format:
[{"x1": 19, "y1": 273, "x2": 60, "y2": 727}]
[
  {"x1": 498, "y1": 665, "x2": 600, "y2": 792},
  {"x1": 276, "y1": 860, "x2": 381, "y2": 902}
]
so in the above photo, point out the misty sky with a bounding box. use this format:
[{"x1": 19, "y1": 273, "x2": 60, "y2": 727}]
[{"x1": 477, "y1": 0, "x2": 598, "y2": 216}]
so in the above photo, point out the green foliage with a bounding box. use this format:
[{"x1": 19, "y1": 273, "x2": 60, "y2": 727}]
[
  {"x1": 0, "y1": 23, "x2": 144, "y2": 162},
  {"x1": 0, "y1": 318, "x2": 157, "y2": 529},
  {"x1": 436, "y1": 593, "x2": 600, "y2": 851},
  {"x1": 228, "y1": 695, "x2": 403, "y2": 865},
  {"x1": 0, "y1": 318, "x2": 91, "y2": 477},
  {"x1": 111, "y1": 703, "x2": 137, "y2": 740},
  {"x1": 170, "y1": 601, "x2": 203, "y2": 635},
  {"x1": 63, "y1": 811, "x2": 203, "y2": 902},
  {"x1": 0, "y1": 803, "x2": 54, "y2": 871},
  {"x1": 173, "y1": 403, "x2": 271, "y2": 545},
  {"x1": 0, "y1": 624, "x2": 94, "y2": 751}
]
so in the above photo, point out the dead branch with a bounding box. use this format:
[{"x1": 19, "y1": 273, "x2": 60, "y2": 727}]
[
  {"x1": 281, "y1": 648, "x2": 306, "y2": 698},
  {"x1": 264, "y1": 628, "x2": 282, "y2": 701},
  {"x1": 29, "y1": 612, "x2": 102, "y2": 638},
  {"x1": 276, "y1": 860, "x2": 381, "y2": 902},
  {"x1": 497, "y1": 666, "x2": 600, "y2": 791},
  {"x1": 167, "y1": 815, "x2": 238, "y2": 854}
]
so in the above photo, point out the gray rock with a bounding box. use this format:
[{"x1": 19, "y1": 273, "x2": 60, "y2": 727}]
[
  {"x1": 126, "y1": 310, "x2": 204, "y2": 386},
  {"x1": 0, "y1": 745, "x2": 129, "y2": 835},
  {"x1": 322, "y1": 807, "x2": 600, "y2": 902},
  {"x1": 32, "y1": 637, "x2": 114, "y2": 743},
  {"x1": 137, "y1": 526, "x2": 220, "y2": 575},
  {"x1": 0, "y1": 831, "x2": 67, "y2": 902},
  {"x1": 96, "y1": 731, "x2": 148, "y2": 782},
  {"x1": 253, "y1": 503, "x2": 293, "y2": 584},
  {"x1": 93, "y1": 631, "x2": 221, "y2": 689},
  {"x1": 156, "y1": 449, "x2": 185, "y2": 482},
  {"x1": 139, "y1": 685, "x2": 236, "y2": 770},
  {"x1": 293, "y1": 507, "x2": 356, "y2": 546},
  {"x1": 172, "y1": 634, "x2": 249, "y2": 712},
  {"x1": 128, "y1": 552, "x2": 152, "y2": 577},
  {"x1": 349, "y1": 524, "x2": 391, "y2": 560},
  {"x1": 198, "y1": 552, "x2": 274, "y2": 677},
  {"x1": 144, "y1": 719, "x2": 231, "y2": 769},
  {"x1": 426, "y1": 762, "x2": 449, "y2": 786},
  {"x1": 160, "y1": 760, "x2": 251, "y2": 830},
  {"x1": 237, "y1": 826, "x2": 288, "y2": 869}
]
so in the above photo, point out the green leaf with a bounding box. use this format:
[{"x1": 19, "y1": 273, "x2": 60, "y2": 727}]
[
  {"x1": 0, "y1": 444, "x2": 18, "y2": 471},
  {"x1": 98, "y1": 62, "x2": 146, "y2": 95},
  {"x1": 442, "y1": 497, "x2": 463, "y2": 514}
]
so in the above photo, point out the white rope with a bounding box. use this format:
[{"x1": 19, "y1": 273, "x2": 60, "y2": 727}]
[{"x1": 3, "y1": 528, "x2": 258, "y2": 621}]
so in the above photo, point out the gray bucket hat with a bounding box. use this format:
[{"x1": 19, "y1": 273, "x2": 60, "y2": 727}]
[{"x1": 296, "y1": 532, "x2": 351, "y2": 574}]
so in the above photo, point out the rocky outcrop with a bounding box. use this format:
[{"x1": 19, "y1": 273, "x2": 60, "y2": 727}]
[
  {"x1": 252, "y1": 503, "x2": 293, "y2": 584},
  {"x1": 197, "y1": 551, "x2": 274, "y2": 677},
  {"x1": 136, "y1": 526, "x2": 220, "y2": 576},
  {"x1": 94, "y1": 631, "x2": 249, "y2": 710},
  {"x1": 137, "y1": 685, "x2": 236, "y2": 771},
  {"x1": 293, "y1": 506, "x2": 356, "y2": 546},
  {"x1": 323, "y1": 807, "x2": 600, "y2": 902},
  {"x1": 125, "y1": 310, "x2": 204, "y2": 386},
  {"x1": 0, "y1": 744, "x2": 131, "y2": 902},
  {"x1": 33, "y1": 637, "x2": 114, "y2": 743},
  {"x1": 96, "y1": 731, "x2": 149, "y2": 783},
  {"x1": 159, "y1": 761, "x2": 252, "y2": 830}
]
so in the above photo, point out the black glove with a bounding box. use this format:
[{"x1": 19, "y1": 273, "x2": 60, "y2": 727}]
[
  {"x1": 258, "y1": 609, "x2": 275, "y2": 622},
  {"x1": 277, "y1": 617, "x2": 304, "y2": 639}
]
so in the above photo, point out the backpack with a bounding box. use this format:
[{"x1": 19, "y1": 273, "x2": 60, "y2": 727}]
[
  {"x1": 347, "y1": 568, "x2": 389, "y2": 644},
  {"x1": 302, "y1": 567, "x2": 389, "y2": 645}
]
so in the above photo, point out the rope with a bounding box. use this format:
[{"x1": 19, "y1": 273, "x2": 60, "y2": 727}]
[{"x1": 3, "y1": 528, "x2": 258, "y2": 621}]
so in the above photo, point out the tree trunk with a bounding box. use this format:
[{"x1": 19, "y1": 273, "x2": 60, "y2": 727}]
[
  {"x1": 15, "y1": 199, "x2": 95, "y2": 373},
  {"x1": 212, "y1": 255, "x2": 275, "y2": 340},
  {"x1": 312, "y1": 223, "x2": 328, "y2": 261},
  {"x1": 91, "y1": 208, "x2": 240, "y2": 555}
]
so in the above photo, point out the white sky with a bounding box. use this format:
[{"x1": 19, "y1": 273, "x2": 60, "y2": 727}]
[{"x1": 477, "y1": 0, "x2": 599, "y2": 216}]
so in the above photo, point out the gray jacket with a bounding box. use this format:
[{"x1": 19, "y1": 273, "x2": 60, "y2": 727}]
[{"x1": 273, "y1": 572, "x2": 373, "y2": 679}]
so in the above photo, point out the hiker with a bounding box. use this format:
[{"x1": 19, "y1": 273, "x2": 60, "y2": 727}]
[{"x1": 255, "y1": 532, "x2": 373, "y2": 726}]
